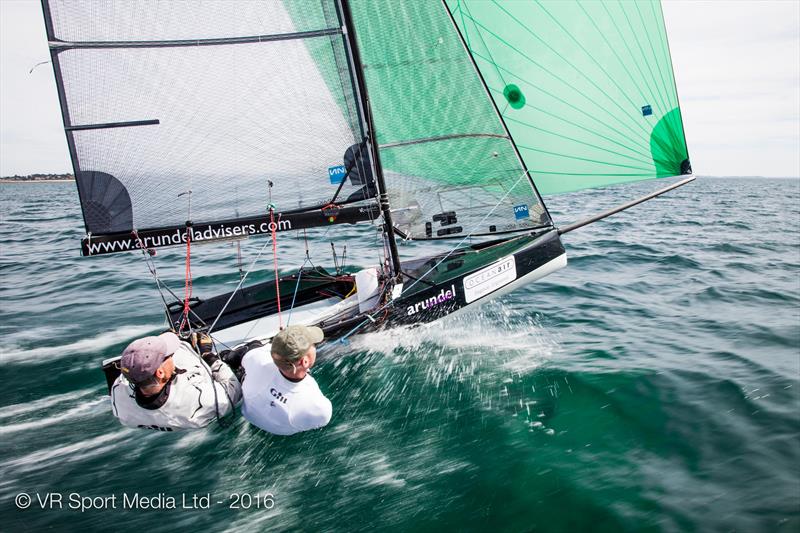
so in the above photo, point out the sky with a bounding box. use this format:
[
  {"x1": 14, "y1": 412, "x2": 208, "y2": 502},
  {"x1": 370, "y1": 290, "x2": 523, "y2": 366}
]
[{"x1": 0, "y1": 0, "x2": 798, "y2": 178}]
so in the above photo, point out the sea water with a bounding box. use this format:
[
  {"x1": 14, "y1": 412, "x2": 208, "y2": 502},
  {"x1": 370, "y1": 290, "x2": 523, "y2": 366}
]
[{"x1": 0, "y1": 177, "x2": 798, "y2": 532}]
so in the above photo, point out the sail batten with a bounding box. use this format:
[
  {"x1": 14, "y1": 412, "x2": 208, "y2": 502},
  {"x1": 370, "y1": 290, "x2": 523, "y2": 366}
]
[
  {"x1": 48, "y1": 28, "x2": 343, "y2": 50},
  {"x1": 65, "y1": 119, "x2": 160, "y2": 131},
  {"x1": 379, "y1": 133, "x2": 508, "y2": 150}
]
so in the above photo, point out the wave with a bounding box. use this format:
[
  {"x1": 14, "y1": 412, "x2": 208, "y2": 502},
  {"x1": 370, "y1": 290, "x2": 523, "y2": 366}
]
[
  {"x1": 0, "y1": 389, "x2": 96, "y2": 421},
  {"x1": 0, "y1": 431, "x2": 130, "y2": 478},
  {"x1": 0, "y1": 324, "x2": 158, "y2": 364},
  {"x1": 0, "y1": 397, "x2": 106, "y2": 436}
]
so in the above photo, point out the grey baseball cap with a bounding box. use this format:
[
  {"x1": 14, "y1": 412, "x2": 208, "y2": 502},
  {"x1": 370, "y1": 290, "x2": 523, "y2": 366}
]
[
  {"x1": 271, "y1": 325, "x2": 324, "y2": 361},
  {"x1": 120, "y1": 332, "x2": 179, "y2": 384}
]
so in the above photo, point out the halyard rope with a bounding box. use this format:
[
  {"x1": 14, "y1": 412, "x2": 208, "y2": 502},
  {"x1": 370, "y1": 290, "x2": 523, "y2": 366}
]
[
  {"x1": 178, "y1": 226, "x2": 193, "y2": 334},
  {"x1": 206, "y1": 237, "x2": 273, "y2": 335},
  {"x1": 270, "y1": 205, "x2": 283, "y2": 330}
]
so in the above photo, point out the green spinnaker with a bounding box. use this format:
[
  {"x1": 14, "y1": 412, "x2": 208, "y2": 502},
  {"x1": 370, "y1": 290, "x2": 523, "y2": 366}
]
[
  {"x1": 445, "y1": 0, "x2": 690, "y2": 195},
  {"x1": 284, "y1": 0, "x2": 690, "y2": 237}
]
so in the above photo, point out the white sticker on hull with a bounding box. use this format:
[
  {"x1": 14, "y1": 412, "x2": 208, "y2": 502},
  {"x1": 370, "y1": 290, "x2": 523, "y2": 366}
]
[{"x1": 463, "y1": 256, "x2": 517, "y2": 303}]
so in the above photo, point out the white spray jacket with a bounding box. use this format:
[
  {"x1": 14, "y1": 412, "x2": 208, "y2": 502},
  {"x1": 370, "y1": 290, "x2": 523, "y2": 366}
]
[{"x1": 110, "y1": 339, "x2": 242, "y2": 431}]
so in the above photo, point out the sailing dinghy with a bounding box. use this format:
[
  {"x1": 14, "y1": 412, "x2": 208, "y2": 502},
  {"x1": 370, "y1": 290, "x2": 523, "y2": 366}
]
[{"x1": 42, "y1": 0, "x2": 692, "y2": 352}]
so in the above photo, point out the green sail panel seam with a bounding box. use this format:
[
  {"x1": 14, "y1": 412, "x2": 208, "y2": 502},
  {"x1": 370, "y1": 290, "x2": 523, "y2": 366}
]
[
  {"x1": 652, "y1": 0, "x2": 683, "y2": 141},
  {"x1": 474, "y1": 52, "x2": 652, "y2": 154},
  {"x1": 463, "y1": 3, "x2": 655, "y2": 143},
  {"x1": 575, "y1": 1, "x2": 651, "y2": 121},
  {"x1": 600, "y1": 1, "x2": 664, "y2": 119},
  {"x1": 614, "y1": 2, "x2": 673, "y2": 125},
  {"x1": 532, "y1": 0, "x2": 652, "y2": 139},
  {"x1": 645, "y1": 0, "x2": 682, "y2": 150},
  {"x1": 598, "y1": 0, "x2": 684, "y2": 165},
  {"x1": 503, "y1": 115, "x2": 654, "y2": 167},
  {"x1": 501, "y1": 0, "x2": 651, "y2": 140},
  {"x1": 459, "y1": 9, "x2": 653, "y2": 148},
  {"x1": 632, "y1": 1, "x2": 682, "y2": 150},
  {"x1": 656, "y1": 0, "x2": 691, "y2": 164},
  {"x1": 617, "y1": 2, "x2": 671, "y2": 117},
  {"x1": 479, "y1": 61, "x2": 651, "y2": 155},
  {"x1": 651, "y1": 18, "x2": 682, "y2": 148},
  {"x1": 455, "y1": 0, "x2": 473, "y2": 51},
  {"x1": 634, "y1": 1, "x2": 672, "y2": 106},
  {"x1": 459, "y1": 0, "x2": 508, "y2": 88},
  {"x1": 516, "y1": 144, "x2": 653, "y2": 172}
]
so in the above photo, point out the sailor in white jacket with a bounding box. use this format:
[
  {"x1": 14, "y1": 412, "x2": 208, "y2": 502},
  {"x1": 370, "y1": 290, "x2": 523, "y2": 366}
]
[
  {"x1": 241, "y1": 325, "x2": 332, "y2": 436},
  {"x1": 110, "y1": 331, "x2": 241, "y2": 431}
]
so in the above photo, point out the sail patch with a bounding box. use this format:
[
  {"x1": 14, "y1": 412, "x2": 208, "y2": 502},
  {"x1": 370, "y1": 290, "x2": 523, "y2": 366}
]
[
  {"x1": 503, "y1": 84, "x2": 526, "y2": 110},
  {"x1": 463, "y1": 256, "x2": 516, "y2": 303},
  {"x1": 328, "y1": 165, "x2": 347, "y2": 184},
  {"x1": 76, "y1": 171, "x2": 133, "y2": 234},
  {"x1": 513, "y1": 204, "x2": 530, "y2": 220}
]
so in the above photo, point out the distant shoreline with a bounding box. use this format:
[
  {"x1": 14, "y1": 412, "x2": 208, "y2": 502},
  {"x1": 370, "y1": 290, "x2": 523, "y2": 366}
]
[
  {"x1": 0, "y1": 179, "x2": 74, "y2": 183},
  {"x1": 0, "y1": 173, "x2": 74, "y2": 183}
]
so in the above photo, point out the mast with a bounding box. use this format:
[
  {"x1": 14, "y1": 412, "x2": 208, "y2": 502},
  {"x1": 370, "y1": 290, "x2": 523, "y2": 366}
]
[{"x1": 336, "y1": 0, "x2": 402, "y2": 277}]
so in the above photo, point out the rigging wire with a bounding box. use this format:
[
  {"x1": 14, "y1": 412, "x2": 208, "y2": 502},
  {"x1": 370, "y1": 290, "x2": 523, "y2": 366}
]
[
  {"x1": 132, "y1": 233, "x2": 226, "y2": 426},
  {"x1": 334, "y1": 169, "x2": 533, "y2": 343},
  {"x1": 236, "y1": 239, "x2": 244, "y2": 281},
  {"x1": 132, "y1": 231, "x2": 209, "y2": 329},
  {"x1": 269, "y1": 205, "x2": 283, "y2": 330},
  {"x1": 206, "y1": 235, "x2": 273, "y2": 335},
  {"x1": 178, "y1": 225, "x2": 194, "y2": 334},
  {"x1": 207, "y1": 181, "x2": 287, "y2": 336},
  {"x1": 238, "y1": 255, "x2": 309, "y2": 341},
  {"x1": 285, "y1": 258, "x2": 310, "y2": 327},
  {"x1": 132, "y1": 230, "x2": 173, "y2": 323},
  {"x1": 267, "y1": 180, "x2": 283, "y2": 330},
  {"x1": 331, "y1": 242, "x2": 339, "y2": 274},
  {"x1": 177, "y1": 190, "x2": 194, "y2": 335}
]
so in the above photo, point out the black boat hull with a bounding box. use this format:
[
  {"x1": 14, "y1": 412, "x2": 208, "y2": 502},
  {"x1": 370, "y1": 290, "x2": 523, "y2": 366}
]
[
  {"x1": 173, "y1": 229, "x2": 566, "y2": 346},
  {"x1": 385, "y1": 229, "x2": 565, "y2": 328}
]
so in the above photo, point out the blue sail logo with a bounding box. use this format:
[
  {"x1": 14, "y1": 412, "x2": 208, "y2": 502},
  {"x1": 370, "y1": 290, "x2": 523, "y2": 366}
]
[
  {"x1": 513, "y1": 204, "x2": 529, "y2": 220},
  {"x1": 328, "y1": 165, "x2": 347, "y2": 184}
]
